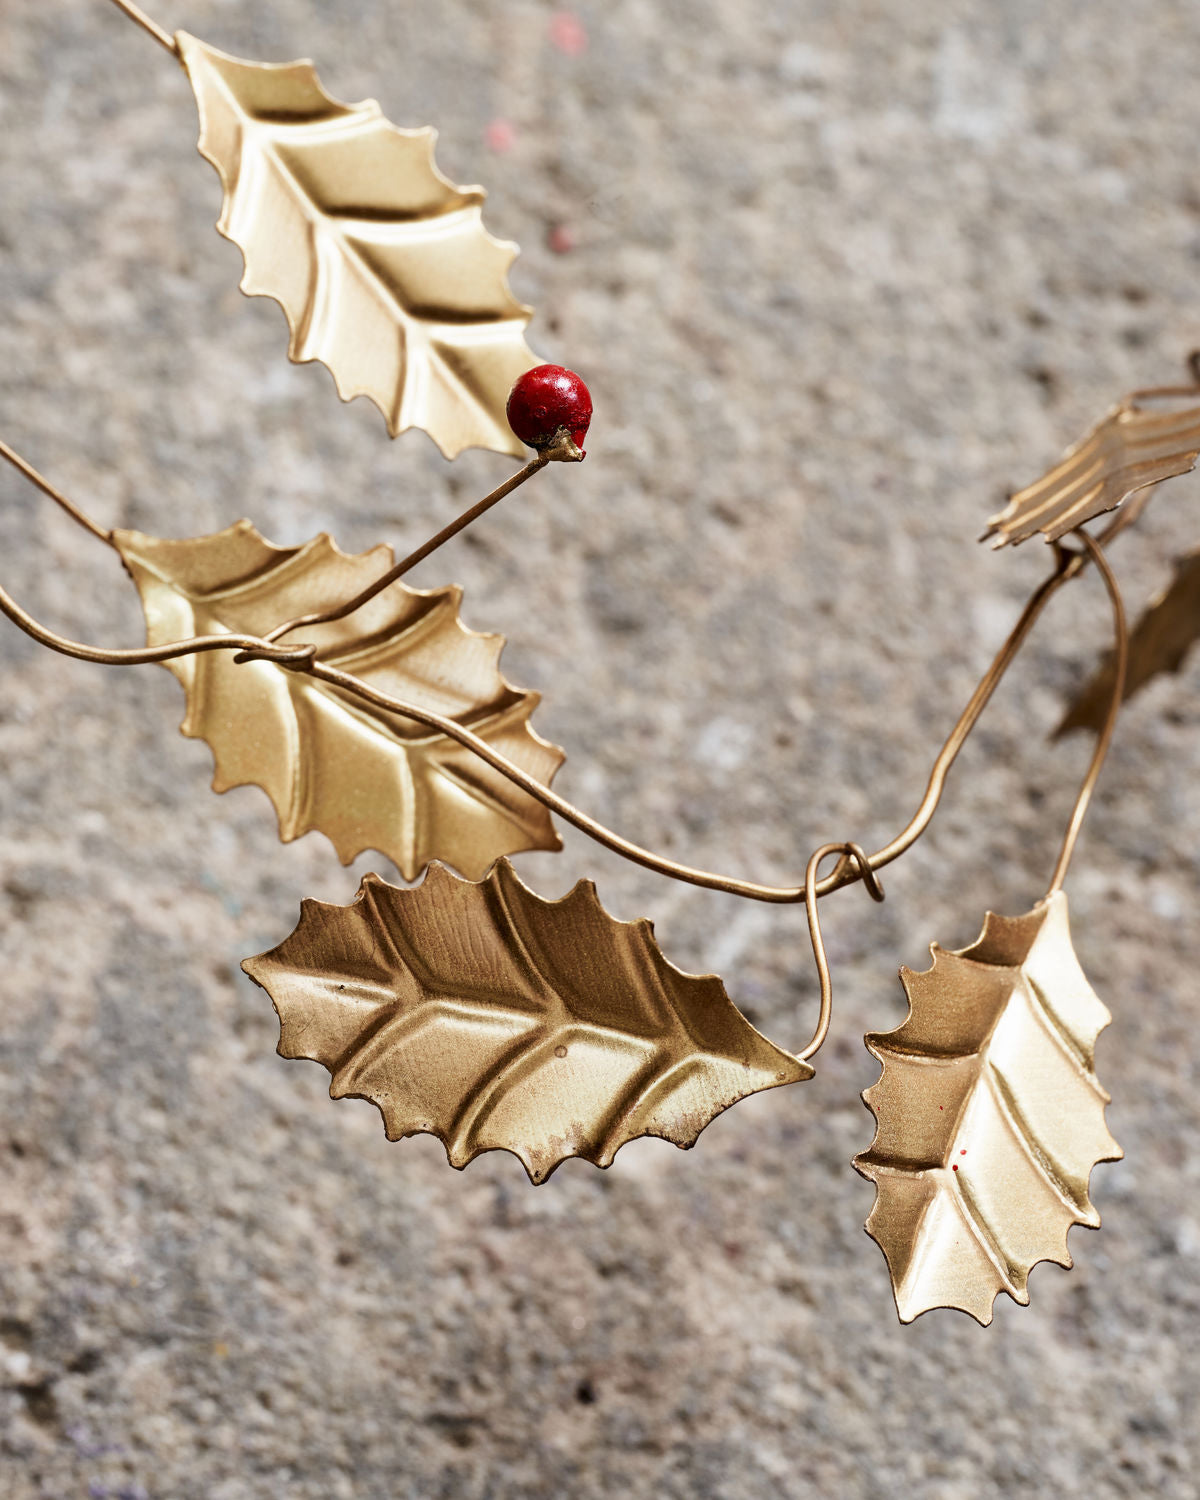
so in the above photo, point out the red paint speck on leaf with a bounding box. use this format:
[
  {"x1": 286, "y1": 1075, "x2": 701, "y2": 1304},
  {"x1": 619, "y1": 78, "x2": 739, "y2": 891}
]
[
  {"x1": 548, "y1": 224, "x2": 576, "y2": 254},
  {"x1": 550, "y1": 12, "x2": 588, "y2": 55},
  {"x1": 960, "y1": 1149, "x2": 967, "y2": 1155},
  {"x1": 938, "y1": 1105, "x2": 944, "y2": 1110},
  {"x1": 952, "y1": 1164, "x2": 959, "y2": 1171},
  {"x1": 484, "y1": 119, "x2": 516, "y2": 153}
]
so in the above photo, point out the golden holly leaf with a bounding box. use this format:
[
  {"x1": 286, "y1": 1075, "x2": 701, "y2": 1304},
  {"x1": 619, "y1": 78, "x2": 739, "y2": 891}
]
[
  {"x1": 854, "y1": 892, "x2": 1120, "y2": 1324},
  {"x1": 1058, "y1": 548, "x2": 1200, "y2": 735},
  {"x1": 177, "y1": 32, "x2": 539, "y2": 458},
  {"x1": 984, "y1": 396, "x2": 1200, "y2": 546},
  {"x1": 114, "y1": 521, "x2": 563, "y2": 879},
  {"x1": 242, "y1": 860, "x2": 811, "y2": 1183}
]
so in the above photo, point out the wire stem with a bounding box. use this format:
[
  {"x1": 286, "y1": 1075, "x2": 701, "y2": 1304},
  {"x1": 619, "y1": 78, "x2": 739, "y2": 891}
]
[
  {"x1": 0, "y1": 544, "x2": 1094, "y2": 906},
  {"x1": 1044, "y1": 532, "x2": 1127, "y2": 898},
  {"x1": 832, "y1": 555, "x2": 1073, "y2": 891},
  {"x1": 107, "y1": 0, "x2": 179, "y2": 54},
  {"x1": 0, "y1": 442, "x2": 114, "y2": 547},
  {"x1": 264, "y1": 452, "x2": 551, "y2": 644},
  {"x1": 301, "y1": 658, "x2": 812, "y2": 900},
  {"x1": 0, "y1": 442, "x2": 1128, "y2": 908},
  {"x1": 0, "y1": 578, "x2": 315, "y2": 670},
  {"x1": 797, "y1": 843, "x2": 885, "y2": 1062}
]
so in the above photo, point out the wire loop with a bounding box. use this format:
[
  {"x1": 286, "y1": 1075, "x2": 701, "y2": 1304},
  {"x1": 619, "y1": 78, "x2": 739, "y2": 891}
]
[{"x1": 796, "y1": 842, "x2": 884, "y2": 1064}]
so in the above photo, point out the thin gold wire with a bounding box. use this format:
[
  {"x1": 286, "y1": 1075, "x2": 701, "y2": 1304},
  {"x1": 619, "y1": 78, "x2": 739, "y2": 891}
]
[
  {"x1": 0, "y1": 440, "x2": 1128, "y2": 910},
  {"x1": 8, "y1": 20, "x2": 1152, "y2": 1082},
  {"x1": 106, "y1": 0, "x2": 178, "y2": 55},
  {"x1": 297, "y1": 658, "x2": 812, "y2": 900},
  {"x1": 1045, "y1": 531, "x2": 1127, "y2": 898},
  {"x1": 0, "y1": 576, "x2": 314, "y2": 669},
  {"x1": 302, "y1": 549, "x2": 1102, "y2": 904},
  {"x1": 0, "y1": 442, "x2": 114, "y2": 546},
  {"x1": 797, "y1": 843, "x2": 885, "y2": 1062},
  {"x1": 264, "y1": 452, "x2": 551, "y2": 644},
  {"x1": 791, "y1": 531, "x2": 1125, "y2": 1063},
  {"x1": 841, "y1": 555, "x2": 1073, "y2": 889}
]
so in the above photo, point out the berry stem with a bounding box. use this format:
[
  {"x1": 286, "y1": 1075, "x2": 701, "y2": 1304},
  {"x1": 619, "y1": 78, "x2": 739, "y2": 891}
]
[
  {"x1": 0, "y1": 440, "x2": 115, "y2": 547},
  {"x1": 262, "y1": 448, "x2": 554, "y2": 645},
  {"x1": 106, "y1": 0, "x2": 179, "y2": 55}
]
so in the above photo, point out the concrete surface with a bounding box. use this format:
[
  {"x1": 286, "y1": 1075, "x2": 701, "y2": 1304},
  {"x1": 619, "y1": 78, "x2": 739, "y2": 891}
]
[{"x1": 2, "y1": 1, "x2": 1200, "y2": 1496}]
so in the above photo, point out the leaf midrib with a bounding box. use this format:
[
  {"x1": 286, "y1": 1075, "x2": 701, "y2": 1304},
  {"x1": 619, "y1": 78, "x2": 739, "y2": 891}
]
[{"x1": 196, "y1": 48, "x2": 524, "y2": 441}]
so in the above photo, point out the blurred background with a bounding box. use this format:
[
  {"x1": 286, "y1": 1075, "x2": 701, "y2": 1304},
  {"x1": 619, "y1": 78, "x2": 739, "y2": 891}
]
[{"x1": 2, "y1": 1, "x2": 1199, "y2": 1495}]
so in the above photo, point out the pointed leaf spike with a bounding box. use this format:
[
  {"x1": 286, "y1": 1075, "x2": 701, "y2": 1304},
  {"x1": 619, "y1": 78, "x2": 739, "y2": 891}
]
[
  {"x1": 854, "y1": 892, "x2": 1122, "y2": 1324},
  {"x1": 114, "y1": 522, "x2": 564, "y2": 879},
  {"x1": 243, "y1": 861, "x2": 812, "y2": 1182}
]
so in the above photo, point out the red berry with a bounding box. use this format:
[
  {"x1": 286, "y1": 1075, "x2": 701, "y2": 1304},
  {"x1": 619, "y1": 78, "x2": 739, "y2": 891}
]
[{"x1": 507, "y1": 365, "x2": 593, "y2": 456}]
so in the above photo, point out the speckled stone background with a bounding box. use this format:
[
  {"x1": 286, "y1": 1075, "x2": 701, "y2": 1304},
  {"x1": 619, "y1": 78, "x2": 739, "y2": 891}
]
[{"x1": 2, "y1": 2, "x2": 1200, "y2": 1496}]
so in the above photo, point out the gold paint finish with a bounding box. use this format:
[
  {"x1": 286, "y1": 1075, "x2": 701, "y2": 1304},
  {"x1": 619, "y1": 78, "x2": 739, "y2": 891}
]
[
  {"x1": 178, "y1": 32, "x2": 539, "y2": 458},
  {"x1": 114, "y1": 522, "x2": 563, "y2": 879},
  {"x1": 985, "y1": 393, "x2": 1200, "y2": 546},
  {"x1": 1044, "y1": 531, "x2": 1127, "y2": 899},
  {"x1": 1059, "y1": 548, "x2": 1200, "y2": 735},
  {"x1": 0, "y1": 13, "x2": 1167, "y2": 1320},
  {"x1": 262, "y1": 451, "x2": 553, "y2": 646},
  {"x1": 243, "y1": 860, "x2": 812, "y2": 1183},
  {"x1": 0, "y1": 442, "x2": 1131, "y2": 917},
  {"x1": 855, "y1": 892, "x2": 1121, "y2": 1324}
]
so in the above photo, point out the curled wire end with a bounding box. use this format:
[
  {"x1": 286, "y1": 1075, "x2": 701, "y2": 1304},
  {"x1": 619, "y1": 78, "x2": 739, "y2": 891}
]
[
  {"x1": 843, "y1": 842, "x2": 885, "y2": 903},
  {"x1": 824, "y1": 843, "x2": 887, "y2": 897}
]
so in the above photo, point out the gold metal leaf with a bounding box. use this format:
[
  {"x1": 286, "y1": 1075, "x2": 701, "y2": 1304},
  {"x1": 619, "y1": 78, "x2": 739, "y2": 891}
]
[
  {"x1": 114, "y1": 521, "x2": 563, "y2": 879},
  {"x1": 1058, "y1": 548, "x2": 1200, "y2": 735},
  {"x1": 984, "y1": 396, "x2": 1200, "y2": 546},
  {"x1": 242, "y1": 860, "x2": 811, "y2": 1182},
  {"x1": 177, "y1": 32, "x2": 539, "y2": 458},
  {"x1": 854, "y1": 892, "x2": 1121, "y2": 1325}
]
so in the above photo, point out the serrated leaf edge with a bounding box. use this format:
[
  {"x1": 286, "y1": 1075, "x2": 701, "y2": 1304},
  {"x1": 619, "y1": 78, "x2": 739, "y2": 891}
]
[
  {"x1": 243, "y1": 859, "x2": 812, "y2": 1183},
  {"x1": 116, "y1": 520, "x2": 565, "y2": 876},
  {"x1": 853, "y1": 894, "x2": 1122, "y2": 1325},
  {"x1": 178, "y1": 31, "x2": 538, "y2": 458}
]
